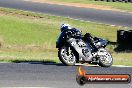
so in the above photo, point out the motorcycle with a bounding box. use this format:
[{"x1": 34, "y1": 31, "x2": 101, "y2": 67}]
[{"x1": 56, "y1": 24, "x2": 113, "y2": 67}]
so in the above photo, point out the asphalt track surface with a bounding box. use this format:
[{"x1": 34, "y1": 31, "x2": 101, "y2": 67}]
[
  {"x1": 0, "y1": 0, "x2": 132, "y2": 27},
  {"x1": 0, "y1": 63, "x2": 131, "y2": 88},
  {"x1": 0, "y1": 0, "x2": 132, "y2": 87}
]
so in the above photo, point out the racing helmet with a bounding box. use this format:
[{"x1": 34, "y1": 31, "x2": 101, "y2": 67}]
[{"x1": 60, "y1": 24, "x2": 72, "y2": 32}]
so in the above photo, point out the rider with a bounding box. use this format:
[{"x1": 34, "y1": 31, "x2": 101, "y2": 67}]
[
  {"x1": 60, "y1": 24, "x2": 97, "y2": 51},
  {"x1": 83, "y1": 33, "x2": 98, "y2": 51}
]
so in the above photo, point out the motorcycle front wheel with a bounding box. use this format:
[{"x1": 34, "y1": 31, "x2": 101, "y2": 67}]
[
  {"x1": 97, "y1": 48, "x2": 113, "y2": 67},
  {"x1": 58, "y1": 46, "x2": 77, "y2": 66}
]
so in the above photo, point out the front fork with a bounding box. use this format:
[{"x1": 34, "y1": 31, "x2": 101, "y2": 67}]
[{"x1": 66, "y1": 46, "x2": 72, "y2": 56}]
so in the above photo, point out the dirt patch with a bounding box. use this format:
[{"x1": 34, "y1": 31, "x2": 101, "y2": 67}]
[
  {"x1": 0, "y1": 12, "x2": 5, "y2": 16},
  {"x1": 25, "y1": 0, "x2": 120, "y2": 11}
]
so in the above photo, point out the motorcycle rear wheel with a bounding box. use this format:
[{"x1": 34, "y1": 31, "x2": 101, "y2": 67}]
[{"x1": 98, "y1": 48, "x2": 113, "y2": 67}]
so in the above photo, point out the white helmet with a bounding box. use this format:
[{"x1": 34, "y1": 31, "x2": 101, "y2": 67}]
[{"x1": 60, "y1": 24, "x2": 72, "y2": 32}]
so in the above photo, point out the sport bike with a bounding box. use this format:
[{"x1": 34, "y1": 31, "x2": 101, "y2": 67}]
[{"x1": 56, "y1": 24, "x2": 113, "y2": 67}]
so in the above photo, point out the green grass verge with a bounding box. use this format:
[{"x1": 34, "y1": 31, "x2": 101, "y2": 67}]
[
  {"x1": 0, "y1": 7, "x2": 132, "y2": 66},
  {"x1": 49, "y1": 0, "x2": 132, "y2": 12}
]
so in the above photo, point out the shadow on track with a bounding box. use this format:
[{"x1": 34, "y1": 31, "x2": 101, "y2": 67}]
[{"x1": 12, "y1": 60, "x2": 68, "y2": 66}]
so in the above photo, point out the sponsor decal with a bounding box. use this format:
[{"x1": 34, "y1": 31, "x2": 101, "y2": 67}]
[{"x1": 76, "y1": 66, "x2": 131, "y2": 85}]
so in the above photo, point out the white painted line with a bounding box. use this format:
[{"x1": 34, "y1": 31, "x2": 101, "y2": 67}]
[
  {"x1": 75, "y1": 63, "x2": 99, "y2": 67},
  {"x1": 0, "y1": 87, "x2": 51, "y2": 88},
  {"x1": 24, "y1": 0, "x2": 32, "y2": 1},
  {"x1": 113, "y1": 65, "x2": 132, "y2": 67},
  {"x1": 0, "y1": 62, "x2": 132, "y2": 67},
  {"x1": 76, "y1": 63, "x2": 132, "y2": 67},
  {"x1": 66, "y1": 16, "x2": 127, "y2": 28}
]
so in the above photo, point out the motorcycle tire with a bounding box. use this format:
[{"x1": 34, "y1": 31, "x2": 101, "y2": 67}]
[
  {"x1": 98, "y1": 48, "x2": 113, "y2": 67},
  {"x1": 58, "y1": 46, "x2": 77, "y2": 66}
]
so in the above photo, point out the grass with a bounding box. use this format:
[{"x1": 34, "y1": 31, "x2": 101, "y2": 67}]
[
  {"x1": 112, "y1": 53, "x2": 132, "y2": 66},
  {"x1": 0, "y1": 51, "x2": 59, "y2": 63},
  {"x1": 48, "y1": 0, "x2": 132, "y2": 12},
  {"x1": 0, "y1": 7, "x2": 132, "y2": 66}
]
